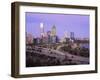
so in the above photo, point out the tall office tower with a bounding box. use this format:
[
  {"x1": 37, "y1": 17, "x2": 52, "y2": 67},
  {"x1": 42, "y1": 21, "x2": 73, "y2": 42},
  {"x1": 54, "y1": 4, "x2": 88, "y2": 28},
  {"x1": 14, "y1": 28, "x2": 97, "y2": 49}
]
[
  {"x1": 47, "y1": 31, "x2": 51, "y2": 36},
  {"x1": 51, "y1": 25, "x2": 57, "y2": 43},
  {"x1": 70, "y1": 32, "x2": 74, "y2": 39},
  {"x1": 51, "y1": 25, "x2": 56, "y2": 37},
  {"x1": 40, "y1": 22, "x2": 45, "y2": 37},
  {"x1": 64, "y1": 31, "x2": 69, "y2": 38},
  {"x1": 47, "y1": 31, "x2": 51, "y2": 43}
]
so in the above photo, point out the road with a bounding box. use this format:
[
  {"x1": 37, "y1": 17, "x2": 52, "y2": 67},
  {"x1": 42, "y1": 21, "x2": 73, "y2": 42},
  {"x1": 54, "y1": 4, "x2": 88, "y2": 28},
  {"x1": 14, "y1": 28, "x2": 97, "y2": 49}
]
[{"x1": 27, "y1": 46, "x2": 89, "y2": 64}]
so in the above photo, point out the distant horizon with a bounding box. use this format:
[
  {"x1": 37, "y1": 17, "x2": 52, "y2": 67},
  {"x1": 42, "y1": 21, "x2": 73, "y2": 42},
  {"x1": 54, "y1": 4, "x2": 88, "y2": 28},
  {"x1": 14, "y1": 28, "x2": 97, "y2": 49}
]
[{"x1": 26, "y1": 12, "x2": 90, "y2": 39}]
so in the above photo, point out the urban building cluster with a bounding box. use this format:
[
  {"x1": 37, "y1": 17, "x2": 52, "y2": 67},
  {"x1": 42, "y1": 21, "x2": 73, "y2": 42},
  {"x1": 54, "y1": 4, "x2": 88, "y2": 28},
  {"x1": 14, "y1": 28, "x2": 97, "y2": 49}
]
[
  {"x1": 26, "y1": 23, "x2": 72, "y2": 45},
  {"x1": 26, "y1": 23, "x2": 59, "y2": 45},
  {"x1": 26, "y1": 23, "x2": 88, "y2": 45}
]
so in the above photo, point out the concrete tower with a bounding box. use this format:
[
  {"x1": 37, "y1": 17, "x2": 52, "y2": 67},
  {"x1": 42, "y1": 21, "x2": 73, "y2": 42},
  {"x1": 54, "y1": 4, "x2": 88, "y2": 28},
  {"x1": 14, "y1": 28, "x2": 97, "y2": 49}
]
[
  {"x1": 40, "y1": 22, "x2": 44, "y2": 37},
  {"x1": 51, "y1": 25, "x2": 56, "y2": 36},
  {"x1": 70, "y1": 32, "x2": 74, "y2": 39}
]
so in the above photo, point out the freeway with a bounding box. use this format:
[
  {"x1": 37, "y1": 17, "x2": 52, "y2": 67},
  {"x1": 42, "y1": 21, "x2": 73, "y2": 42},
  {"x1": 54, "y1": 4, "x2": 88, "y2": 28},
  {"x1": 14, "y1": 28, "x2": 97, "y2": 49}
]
[
  {"x1": 43, "y1": 48, "x2": 89, "y2": 64},
  {"x1": 27, "y1": 46, "x2": 89, "y2": 64}
]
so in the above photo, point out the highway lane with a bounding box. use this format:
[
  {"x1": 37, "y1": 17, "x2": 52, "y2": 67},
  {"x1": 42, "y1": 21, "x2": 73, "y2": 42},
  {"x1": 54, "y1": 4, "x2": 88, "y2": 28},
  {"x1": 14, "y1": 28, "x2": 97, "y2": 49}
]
[{"x1": 27, "y1": 46, "x2": 89, "y2": 64}]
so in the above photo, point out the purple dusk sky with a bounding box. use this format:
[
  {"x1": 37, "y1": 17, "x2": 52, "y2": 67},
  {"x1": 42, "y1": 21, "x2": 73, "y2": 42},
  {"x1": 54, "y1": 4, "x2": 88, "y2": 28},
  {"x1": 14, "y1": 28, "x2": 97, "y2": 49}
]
[{"x1": 26, "y1": 12, "x2": 89, "y2": 39}]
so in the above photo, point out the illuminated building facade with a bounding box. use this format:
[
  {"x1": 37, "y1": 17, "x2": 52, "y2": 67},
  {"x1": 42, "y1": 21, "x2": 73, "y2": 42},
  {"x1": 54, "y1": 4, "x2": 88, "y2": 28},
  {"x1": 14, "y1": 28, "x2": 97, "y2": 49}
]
[
  {"x1": 51, "y1": 25, "x2": 56, "y2": 37},
  {"x1": 40, "y1": 22, "x2": 45, "y2": 38},
  {"x1": 51, "y1": 25, "x2": 57, "y2": 43}
]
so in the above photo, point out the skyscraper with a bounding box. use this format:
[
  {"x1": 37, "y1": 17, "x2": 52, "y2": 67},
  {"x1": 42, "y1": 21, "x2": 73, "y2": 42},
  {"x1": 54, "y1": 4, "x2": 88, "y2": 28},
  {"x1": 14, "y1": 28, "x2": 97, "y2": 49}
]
[
  {"x1": 70, "y1": 32, "x2": 75, "y2": 40},
  {"x1": 51, "y1": 25, "x2": 57, "y2": 43},
  {"x1": 40, "y1": 22, "x2": 44, "y2": 37},
  {"x1": 51, "y1": 25, "x2": 56, "y2": 37},
  {"x1": 47, "y1": 31, "x2": 51, "y2": 43},
  {"x1": 64, "y1": 31, "x2": 70, "y2": 39}
]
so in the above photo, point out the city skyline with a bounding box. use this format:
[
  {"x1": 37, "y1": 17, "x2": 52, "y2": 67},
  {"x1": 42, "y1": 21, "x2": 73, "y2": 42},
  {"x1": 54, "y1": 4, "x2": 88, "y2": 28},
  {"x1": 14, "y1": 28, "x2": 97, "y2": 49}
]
[{"x1": 26, "y1": 12, "x2": 89, "y2": 39}]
